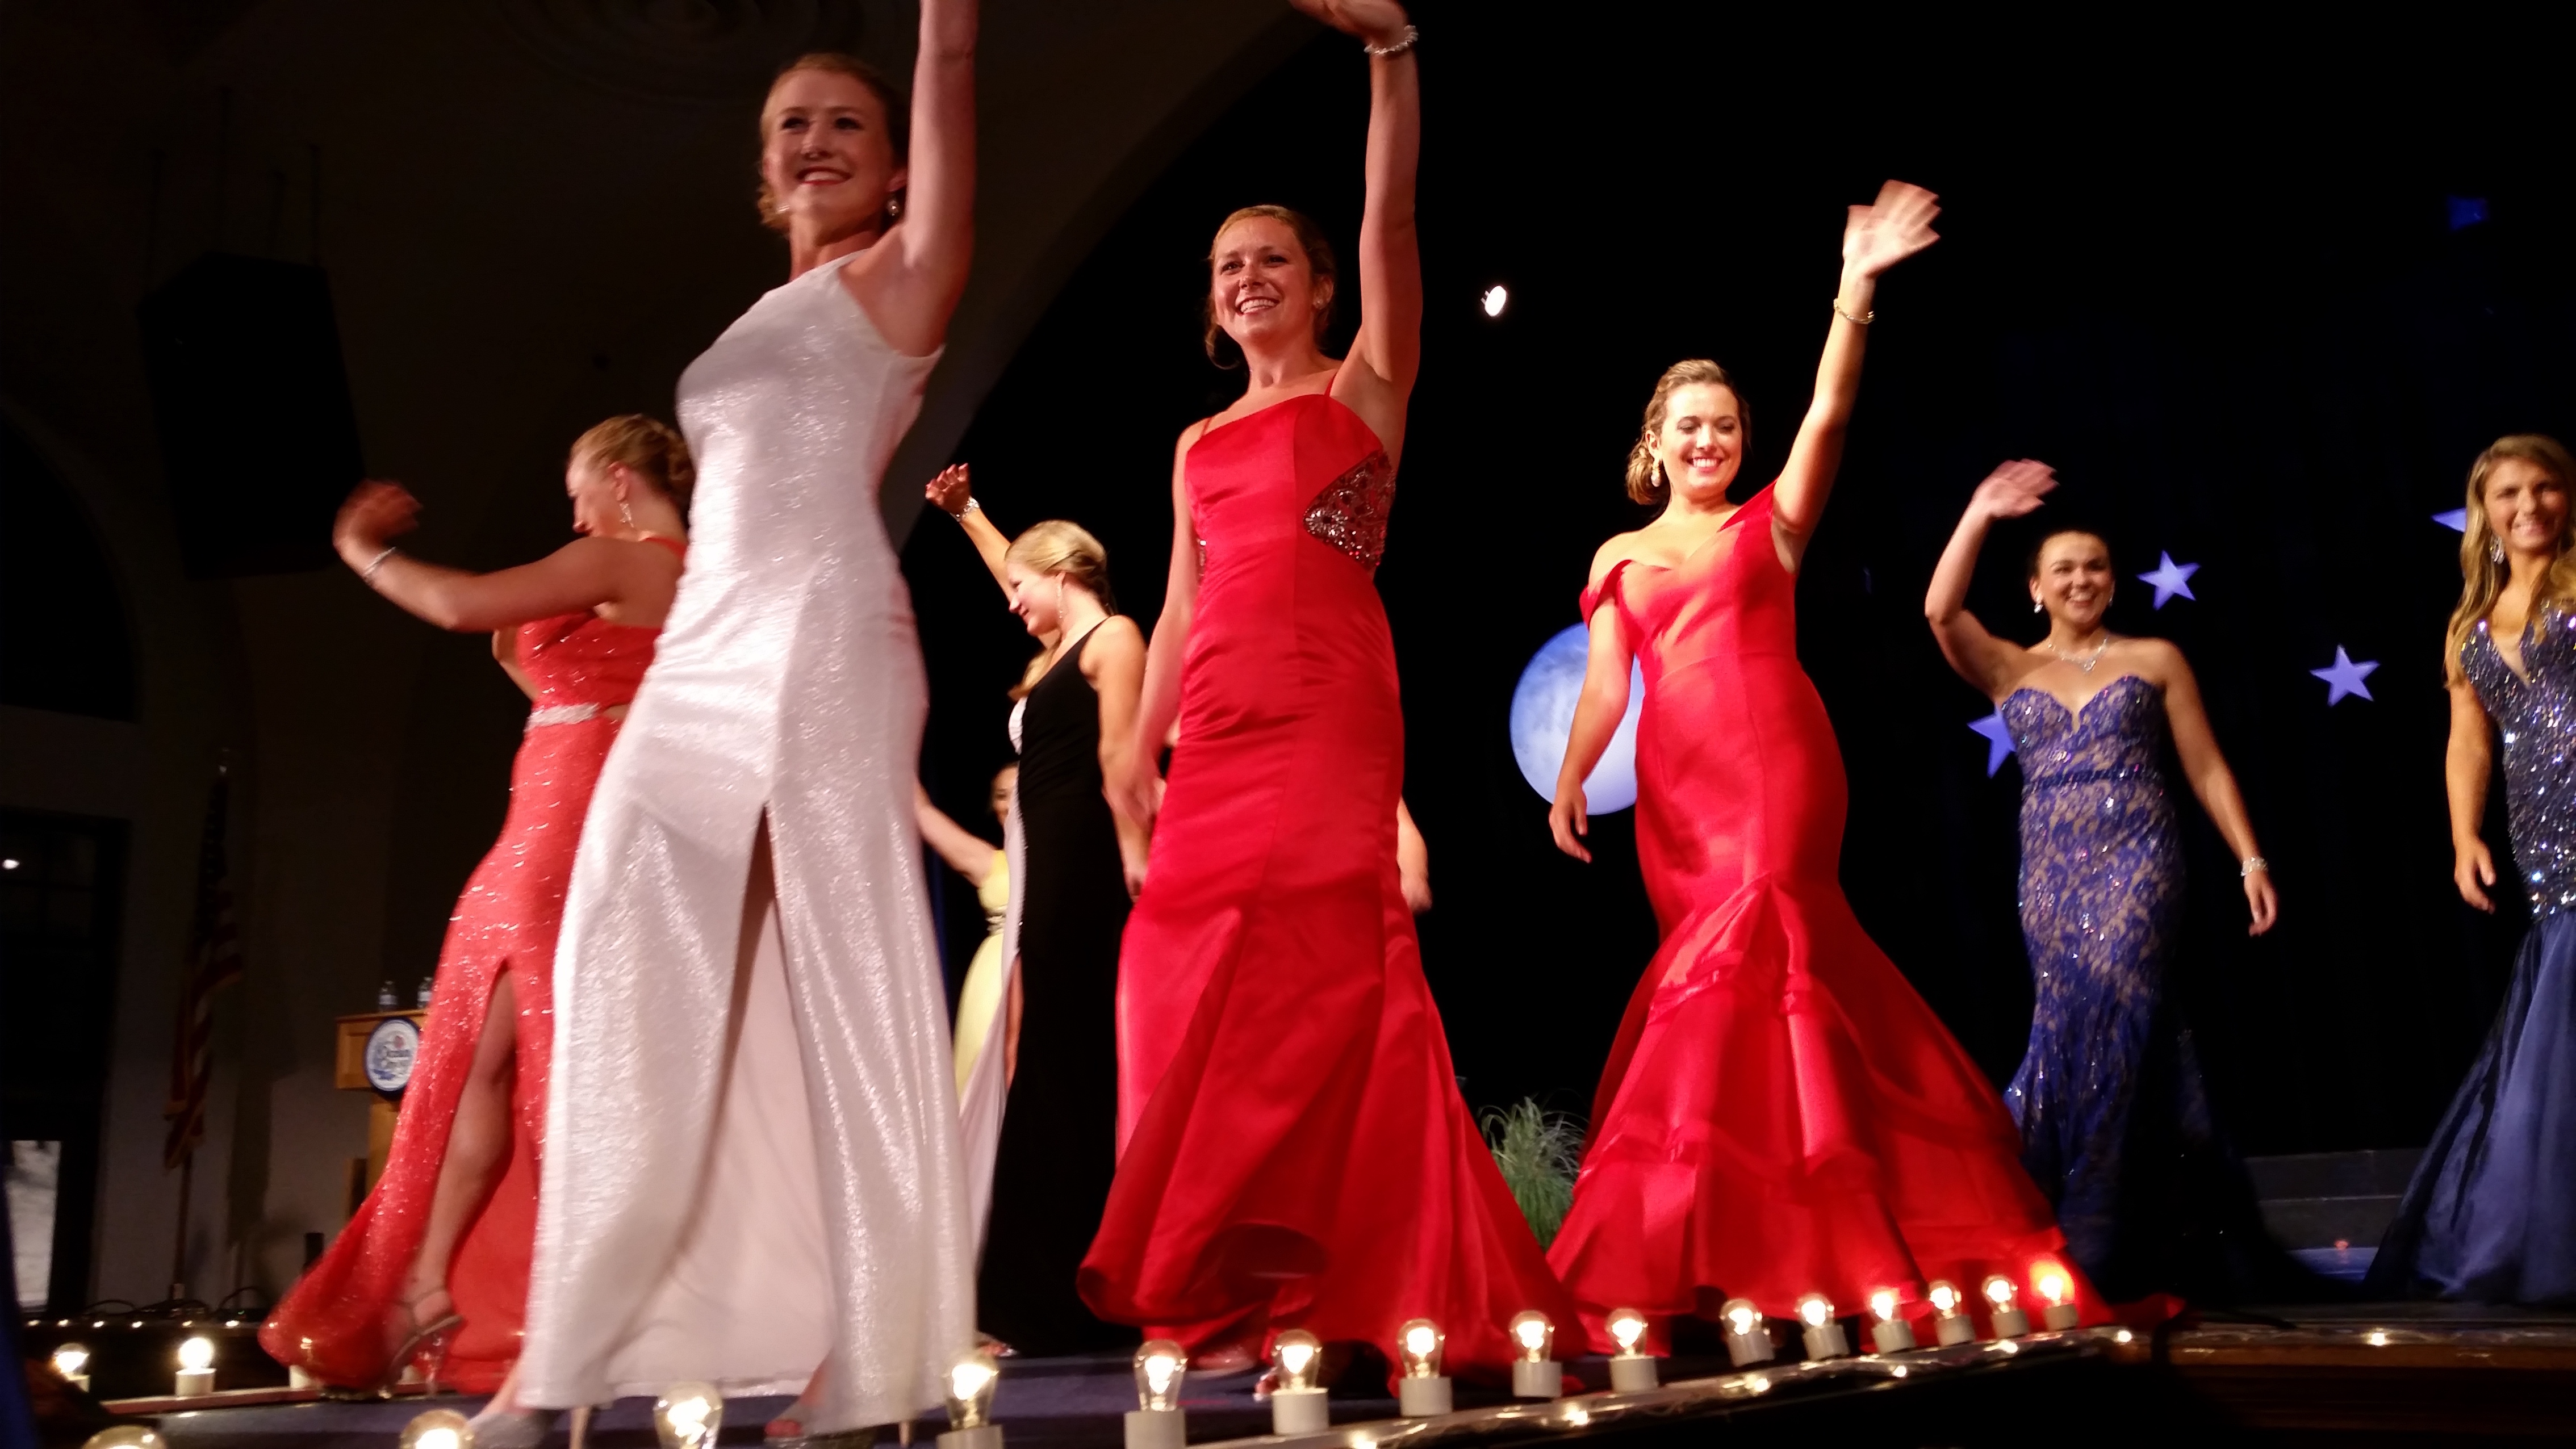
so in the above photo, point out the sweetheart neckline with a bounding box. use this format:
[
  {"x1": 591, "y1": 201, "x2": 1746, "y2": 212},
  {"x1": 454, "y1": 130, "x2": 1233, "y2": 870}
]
[{"x1": 2004, "y1": 673, "x2": 2163, "y2": 724}]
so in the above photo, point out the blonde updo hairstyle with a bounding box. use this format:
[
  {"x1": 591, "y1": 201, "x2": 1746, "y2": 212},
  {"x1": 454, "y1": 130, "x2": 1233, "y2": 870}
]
[
  {"x1": 1203, "y1": 204, "x2": 1339, "y2": 367},
  {"x1": 755, "y1": 52, "x2": 910, "y2": 233},
  {"x1": 570, "y1": 413, "x2": 695, "y2": 516},
  {"x1": 1006, "y1": 519, "x2": 1117, "y2": 614},
  {"x1": 2444, "y1": 433, "x2": 2576, "y2": 678},
  {"x1": 1624, "y1": 359, "x2": 1749, "y2": 505}
]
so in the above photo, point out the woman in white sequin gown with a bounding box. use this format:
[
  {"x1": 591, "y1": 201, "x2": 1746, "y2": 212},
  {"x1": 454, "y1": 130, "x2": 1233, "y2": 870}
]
[{"x1": 514, "y1": 7, "x2": 978, "y2": 1437}]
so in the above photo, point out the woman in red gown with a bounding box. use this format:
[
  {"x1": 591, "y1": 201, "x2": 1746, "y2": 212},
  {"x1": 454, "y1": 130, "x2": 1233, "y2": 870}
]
[
  {"x1": 261, "y1": 417, "x2": 689, "y2": 1395},
  {"x1": 1545, "y1": 186, "x2": 2106, "y2": 1349},
  {"x1": 1088, "y1": 0, "x2": 1576, "y2": 1379}
]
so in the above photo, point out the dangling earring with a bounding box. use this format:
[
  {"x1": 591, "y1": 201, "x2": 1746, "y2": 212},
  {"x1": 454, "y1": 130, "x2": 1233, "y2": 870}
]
[
  {"x1": 2490, "y1": 534, "x2": 2507, "y2": 566},
  {"x1": 619, "y1": 497, "x2": 635, "y2": 530},
  {"x1": 2032, "y1": 597, "x2": 2044, "y2": 614}
]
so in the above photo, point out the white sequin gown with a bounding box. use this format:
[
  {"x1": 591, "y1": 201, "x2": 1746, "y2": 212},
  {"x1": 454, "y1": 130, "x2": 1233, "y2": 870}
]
[{"x1": 521, "y1": 258, "x2": 973, "y2": 1427}]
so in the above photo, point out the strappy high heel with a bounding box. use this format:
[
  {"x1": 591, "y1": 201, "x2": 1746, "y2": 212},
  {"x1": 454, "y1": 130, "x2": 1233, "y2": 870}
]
[
  {"x1": 379, "y1": 1289, "x2": 466, "y2": 1396},
  {"x1": 466, "y1": 1402, "x2": 561, "y2": 1449}
]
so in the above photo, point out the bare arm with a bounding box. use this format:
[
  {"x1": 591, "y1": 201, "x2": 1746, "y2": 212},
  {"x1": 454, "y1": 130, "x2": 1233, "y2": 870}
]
[
  {"x1": 1772, "y1": 182, "x2": 1942, "y2": 566},
  {"x1": 914, "y1": 783, "x2": 997, "y2": 886},
  {"x1": 1926, "y1": 461, "x2": 2058, "y2": 697},
  {"x1": 2448, "y1": 675, "x2": 2499, "y2": 912},
  {"x1": 1296, "y1": 0, "x2": 1420, "y2": 450},
  {"x1": 1549, "y1": 558, "x2": 1637, "y2": 864},
  {"x1": 2159, "y1": 646, "x2": 2277, "y2": 934},
  {"x1": 492, "y1": 629, "x2": 538, "y2": 701},
  {"x1": 1083, "y1": 618, "x2": 1153, "y2": 898},
  {"x1": 1396, "y1": 797, "x2": 1431, "y2": 912},
  {"x1": 332, "y1": 481, "x2": 676, "y2": 632},
  {"x1": 926, "y1": 463, "x2": 1013, "y2": 598},
  {"x1": 842, "y1": 0, "x2": 976, "y2": 355},
  {"x1": 1109, "y1": 429, "x2": 1204, "y2": 826}
]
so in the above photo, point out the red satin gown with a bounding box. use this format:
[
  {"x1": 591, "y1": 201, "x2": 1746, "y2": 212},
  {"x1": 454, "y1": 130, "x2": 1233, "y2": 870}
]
[
  {"x1": 262, "y1": 558, "x2": 676, "y2": 1392},
  {"x1": 1548, "y1": 487, "x2": 2102, "y2": 1347},
  {"x1": 1080, "y1": 392, "x2": 1580, "y2": 1376}
]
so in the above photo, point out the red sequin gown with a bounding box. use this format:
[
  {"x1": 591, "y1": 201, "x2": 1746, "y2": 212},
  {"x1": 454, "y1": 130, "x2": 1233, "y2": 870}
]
[
  {"x1": 262, "y1": 556, "x2": 676, "y2": 1392},
  {"x1": 1079, "y1": 393, "x2": 1580, "y2": 1376},
  {"x1": 1548, "y1": 487, "x2": 2103, "y2": 1347}
]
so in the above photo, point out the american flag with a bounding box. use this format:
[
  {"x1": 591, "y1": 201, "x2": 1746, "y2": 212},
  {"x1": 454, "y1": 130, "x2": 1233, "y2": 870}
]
[{"x1": 164, "y1": 767, "x2": 243, "y2": 1170}]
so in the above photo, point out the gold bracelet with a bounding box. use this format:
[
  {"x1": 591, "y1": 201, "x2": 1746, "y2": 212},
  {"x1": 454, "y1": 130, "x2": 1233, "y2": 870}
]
[{"x1": 1832, "y1": 297, "x2": 1874, "y2": 325}]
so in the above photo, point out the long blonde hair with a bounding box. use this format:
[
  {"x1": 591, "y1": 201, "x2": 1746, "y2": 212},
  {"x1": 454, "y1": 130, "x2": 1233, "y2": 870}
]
[
  {"x1": 1624, "y1": 359, "x2": 1747, "y2": 505},
  {"x1": 2445, "y1": 433, "x2": 2576, "y2": 678},
  {"x1": 1003, "y1": 520, "x2": 1115, "y2": 700}
]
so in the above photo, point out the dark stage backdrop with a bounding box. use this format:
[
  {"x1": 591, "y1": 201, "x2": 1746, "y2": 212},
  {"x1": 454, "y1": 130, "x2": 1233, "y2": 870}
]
[{"x1": 902, "y1": 11, "x2": 2574, "y2": 1157}]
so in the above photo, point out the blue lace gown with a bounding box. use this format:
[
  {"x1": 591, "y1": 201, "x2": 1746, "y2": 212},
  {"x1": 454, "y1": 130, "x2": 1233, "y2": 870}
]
[
  {"x1": 2001, "y1": 674, "x2": 2269, "y2": 1298},
  {"x1": 2369, "y1": 615, "x2": 2576, "y2": 1305}
]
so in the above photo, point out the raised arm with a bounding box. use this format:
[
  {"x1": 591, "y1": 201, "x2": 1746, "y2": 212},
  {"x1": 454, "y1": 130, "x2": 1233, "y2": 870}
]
[
  {"x1": 1926, "y1": 460, "x2": 2056, "y2": 698},
  {"x1": 1297, "y1": 1, "x2": 1420, "y2": 427},
  {"x1": 1772, "y1": 182, "x2": 1941, "y2": 562},
  {"x1": 844, "y1": 0, "x2": 976, "y2": 355},
  {"x1": 925, "y1": 463, "x2": 1012, "y2": 598},
  {"x1": 2448, "y1": 675, "x2": 2499, "y2": 912},
  {"x1": 2158, "y1": 646, "x2": 2277, "y2": 935},
  {"x1": 915, "y1": 782, "x2": 998, "y2": 886},
  {"x1": 1109, "y1": 428, "x2": 1204, "y2": 827},
  {"x1": 1549, "y1": 552, "x2": 1638, "y2": 864},
  {"x1": 333, "y1": 480, "x2": 675, "y2": 633}
]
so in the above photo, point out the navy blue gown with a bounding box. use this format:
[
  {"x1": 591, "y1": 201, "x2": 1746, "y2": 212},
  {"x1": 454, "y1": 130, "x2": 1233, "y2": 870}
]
[
  {"x1": 2002, "y1": 675, "x2": 2281, "y2": 1300},
  {"x1": 2370, "y1": 614, "x2": 2576, "y2": 1306}
]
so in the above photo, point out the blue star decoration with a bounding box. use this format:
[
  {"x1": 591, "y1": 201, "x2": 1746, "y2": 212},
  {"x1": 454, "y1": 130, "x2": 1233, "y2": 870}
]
[
  {"x1": 1969, "y1": 710, "x2": 2016, "y2": 777},
  {"x1": 2433, "y1": 508, "x2": 2469, "y2": 532},
  {"x1": 2138, "y1": 552, "x2": 2199, "y2": 609},
  {"x1": 2311, "y1": 647, "x2": 2380, "y2": 705}
]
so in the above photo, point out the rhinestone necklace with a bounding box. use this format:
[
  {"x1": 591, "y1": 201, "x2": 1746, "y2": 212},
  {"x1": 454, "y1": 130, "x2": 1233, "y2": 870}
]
[{"x1": 2051, "y1": 632, "x2": 2113, "y2": 674}]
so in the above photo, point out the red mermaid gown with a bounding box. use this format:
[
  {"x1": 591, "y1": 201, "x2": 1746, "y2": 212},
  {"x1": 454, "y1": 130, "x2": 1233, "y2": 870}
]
[
  {"x1": 1548, "y1": 487, "x2": 2102, "y2": 1347},
  {"x1": 1080, "y1": 393, "x2": 1580, "y2": 1376},
  {"x1": 262, "y1": 564, "x2": 674, "y2": 1392}
]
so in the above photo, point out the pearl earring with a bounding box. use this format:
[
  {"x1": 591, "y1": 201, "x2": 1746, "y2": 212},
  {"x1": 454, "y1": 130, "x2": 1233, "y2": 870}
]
[
  {"x1": 2032, "y1": 598, "x2": 2044, "y2": 614},
  {"x1": 888, "y1": 195, "x2": 903, "y2": 219}
]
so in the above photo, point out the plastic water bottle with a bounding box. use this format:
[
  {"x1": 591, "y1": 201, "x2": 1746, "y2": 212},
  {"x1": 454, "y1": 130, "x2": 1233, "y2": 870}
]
[
  {"x1": 377, "y1": 979, "x2": 398, "y2": 1010},
  {"x1": 416, "y1": 977, "x2": 434, "y2": 1008}
]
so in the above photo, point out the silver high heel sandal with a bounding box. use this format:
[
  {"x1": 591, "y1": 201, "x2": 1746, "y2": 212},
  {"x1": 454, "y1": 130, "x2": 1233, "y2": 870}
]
[{"x1": 467, "y1": 1402, "x2": 562, "y2": 1449}]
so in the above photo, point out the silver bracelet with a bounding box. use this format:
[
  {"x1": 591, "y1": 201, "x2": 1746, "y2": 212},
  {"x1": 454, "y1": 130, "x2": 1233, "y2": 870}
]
[
  {"x1": 2240, "y1": 856, "x2": 2269, "y2": 877},
  {"x1": 362, "y1": 545, "x2": 398, "y2": 582},
  {"x1": 960, "y1": 497, "x2": 982, "y2": 516},
  {"x1": 1364, "y1": 24, "x2": 1418, "y2": 57}
]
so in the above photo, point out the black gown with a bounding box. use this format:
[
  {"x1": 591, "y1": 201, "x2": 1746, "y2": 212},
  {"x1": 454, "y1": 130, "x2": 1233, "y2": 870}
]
[{"x1": 978, "y1": 622, "x2": 1136, "y2": 1352}]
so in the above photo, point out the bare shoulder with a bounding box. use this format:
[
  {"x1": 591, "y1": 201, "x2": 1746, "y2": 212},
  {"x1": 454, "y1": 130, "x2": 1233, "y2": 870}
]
[
  {"x1": 1588, "y1": 530, "x2": 1650, "y2": 587},
  {"x1": 1088, "y1": 614, "x2": 1147, "y2": 659},
  {"x1": 2119, "y1": 635, "x2": 2191, "y2": 680},
  {"x1": 1173, "y1": 419, "x2": 1211, "y2": 460}
]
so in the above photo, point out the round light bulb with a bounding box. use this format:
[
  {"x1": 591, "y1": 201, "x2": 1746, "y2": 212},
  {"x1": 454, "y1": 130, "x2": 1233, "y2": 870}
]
[
  {"x1": 653, "y1": 1381, "x2": 722, "y2": 1449},
  {"x1": 1605, "y1": 1308, "x2": 1649, "y2": 1355},
  {"x1": 1868, "y1": 1290, "x2": 1900, "y2": 1323},
  {"x1": 80, "y1": 1431, "x2": 165, "y2": 1449},
  {"x1": 400, "y1": 1408, "x2": 473, "y2": 1449},
  {"x1": 1795, "y1": 1294, "x2": 1834, "y2": 1329},
  {"x1": 1481, "y1": 285, "x2": 1508, "y2": 318},
  {"x1": 52, "y1": 1343, "x2": 90, "y2": 1377},
  {"x1": 1134, "y1": 1339, "x2": 1187, "y2": 1412},
  {"x1": 1507, "y1": 1310, "x2": 1555, "y2": 1364},
  {"x1": 1396, "y1": 1318, "x2": 1444, "y2": 1379},
  {"x1": 946, "y1": 1350, "x2": 1002, "y2": 1429},
  {"x1": 2033, "y1": 1263, "x2": 2072, "y2": 1306},
  {"x1": 177, "y1": 1336, "x2": 215, "y2": 1372},
  {"x1": 1720, "y1": 1298, "x2": 1762, "y2": 1336},
  {"x1": 1272, "y1": 1329, "x2": 1323, "y2": 1393},
  {"x1": 1927, "y1": 1280, "x2": 1962, "y2": 1315},
  {"x1": 1982, "y1": 1274, "x2": 2018, "y2": 1308}
]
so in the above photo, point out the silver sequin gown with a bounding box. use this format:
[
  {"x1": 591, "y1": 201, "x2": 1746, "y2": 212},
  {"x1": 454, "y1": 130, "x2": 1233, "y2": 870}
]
[{"x1": 521, "y1": 259, "x2": 975, "y2": 1423}]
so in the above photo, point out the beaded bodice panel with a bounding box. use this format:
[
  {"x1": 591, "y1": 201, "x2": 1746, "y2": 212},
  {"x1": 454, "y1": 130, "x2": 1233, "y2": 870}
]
[
  {"x1": 2462, "y1": 612, "x2": 2576, "y2": 916},
  {"x1": 1303, "y1": 450, "x2": 1396, "y2": 574}
]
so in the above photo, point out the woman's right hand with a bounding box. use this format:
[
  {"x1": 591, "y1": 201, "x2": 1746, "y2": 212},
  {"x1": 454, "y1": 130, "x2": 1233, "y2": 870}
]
[
  {"x1": 1108, "y1": 752, "x2": 1163, "y2": 833},
  {"x1": 333, "y1": 480, "x2": 420, "y2": 561},
  {"x1": 1971, "y1": 459, "x2": 2058, "y2": 521},
  {"x1": 2456, "y1": 840, "x2": 2497, "y2": 912},
  {"x1": 925, "y1": 463, "x2": 973, "y2": 517},
  {"x1": 1549, "y1": 782, "x2": 1590, "y2": 863}
]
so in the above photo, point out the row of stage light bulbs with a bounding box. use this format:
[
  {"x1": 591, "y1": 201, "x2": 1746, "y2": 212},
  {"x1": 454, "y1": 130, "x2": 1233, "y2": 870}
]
[{"x1": 65, "y1": 1263, "x2": 2084, "y2": 1449}]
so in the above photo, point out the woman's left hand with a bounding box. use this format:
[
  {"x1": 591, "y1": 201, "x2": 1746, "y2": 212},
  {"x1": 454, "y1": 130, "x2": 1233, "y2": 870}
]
[
  {"x1": 1841, "y1": 180, "x2": 1942, "y2": 280},
  {"x1": 2244, "y1": 868, "x2": 2278, "y2": 936},
  {"x1": 925, "y1": 463, "x2": 973, "y2": 517},
  {"x1": 333, "y1": 479, "x2": 420, "y2": 560},
  {"x1": 1289, "y1": 0, "x2": 1410, "y2": 47}
]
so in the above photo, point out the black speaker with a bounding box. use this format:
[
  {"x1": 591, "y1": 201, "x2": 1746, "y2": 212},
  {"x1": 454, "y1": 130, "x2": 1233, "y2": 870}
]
[{"x1": 137, "y1": 253, "x2": 365, "y2": 576}]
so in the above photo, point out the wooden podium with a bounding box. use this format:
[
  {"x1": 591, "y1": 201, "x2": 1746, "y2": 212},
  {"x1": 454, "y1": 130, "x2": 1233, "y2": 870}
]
[{"x1": 334, "y1": 1009, "x2": 424, "y2": 1215}]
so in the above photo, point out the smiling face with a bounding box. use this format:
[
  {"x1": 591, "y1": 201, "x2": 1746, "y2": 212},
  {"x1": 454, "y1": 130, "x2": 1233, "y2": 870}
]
[
  {"x1": 1648, "y1": 383, "x2": 1745, "y2": 504},
  {"x1": 2030, "y1": 531, "x2": 2115, "y2": 631},
  {"x1": 565, "y1": 453, "x2": 629, "y2": 537},
  {"x1": 759, "y1": 66, "x2": 905, "y2": 238},
  {"x1": 1209, "y1": 215, "x2": 1329, "y2": 359},
  {"x1": 2482, "y1": 457, "x2": 2570, "y2": 563},
  {"x1": 1006, "y1": 561, "x2": 1061, "y2": 638}
]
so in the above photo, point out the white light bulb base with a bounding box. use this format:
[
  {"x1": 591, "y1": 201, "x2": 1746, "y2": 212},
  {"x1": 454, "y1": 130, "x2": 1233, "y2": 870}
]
[
  {"x1": 1123, "y1": 1408, "x2": 1185, "y2": 1449},
  {"x1": 1934, "y1": 1313, "x2": 1976, "y2": 1346},
  {"x1": 1988, "y1": 1304, "x2": 2030, "y2": 1339},
  {"x1": 1870, "y1": 1318, "x2": 1917, "y2": 1353},
  {"x1": 1800, "y1": 1320, "x2": 1850, "y2": 1360},
  {"x1": 1509, "y1": 1360, "x2": 1562, "y2": 1400},
  {"x1": 1396, "y1": 1377, "x2": 1452, "y2": 1417},
  {"x1": 2042, "y1": 1302, "x2": 2081, "y2": 1331},
  {"x1": 1607, "y1": 1354, "x2": 1658, "y2": 1392},
  {"x1": 1270, "y1": 1387, "x2": 1330, "y2": 1435},
  {"x1": 1724, "y1": 1326, "x2": 1772, "y2": 1367},
  {"x1": 175, "y1": 1368, "x2": 215, "y2": 1397}
]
